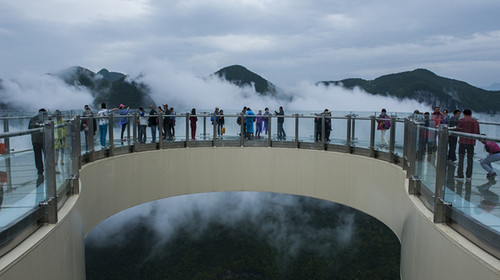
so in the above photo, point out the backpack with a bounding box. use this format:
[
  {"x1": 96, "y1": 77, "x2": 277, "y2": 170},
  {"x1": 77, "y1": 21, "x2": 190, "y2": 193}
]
[{"x1": 237, "y1": 116, "x2": 241, "y2": 125}]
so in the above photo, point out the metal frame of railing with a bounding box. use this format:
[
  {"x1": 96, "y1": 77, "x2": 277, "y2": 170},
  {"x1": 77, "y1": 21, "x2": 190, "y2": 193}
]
[{"x1": 0, "y1": 112, "x2": 499, "y2": 260}]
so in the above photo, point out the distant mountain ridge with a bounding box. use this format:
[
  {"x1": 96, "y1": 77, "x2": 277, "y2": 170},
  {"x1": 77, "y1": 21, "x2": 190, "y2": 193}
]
[
  {"x1": 213, "y1": 65, "x2": 278, "y2": 96},
  {"x1": 319, "y1": 69, "x2": 500, "y2": 114},
  {"x1": 1, "y1": 66, "x2": 498, "y2": 113},
  {"x1": 54, "y1": 66, "x2": 154, "y2": 108}
]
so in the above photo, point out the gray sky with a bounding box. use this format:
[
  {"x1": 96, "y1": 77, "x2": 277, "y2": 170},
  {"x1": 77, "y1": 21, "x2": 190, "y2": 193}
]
[{"x1": 2, "y1": 0, "x2": 500, "y2": 89}]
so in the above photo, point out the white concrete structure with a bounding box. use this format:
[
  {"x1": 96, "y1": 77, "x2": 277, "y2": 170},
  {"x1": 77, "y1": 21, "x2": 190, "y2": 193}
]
[{"x1": 0, "y1": 147, "x2": 499, "y2": 279}]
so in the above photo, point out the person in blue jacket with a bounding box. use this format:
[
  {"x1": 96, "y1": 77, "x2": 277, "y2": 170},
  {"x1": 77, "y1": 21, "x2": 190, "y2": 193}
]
[{"x1": 245, "y1": 107, "x2": 256, "y2": 139}]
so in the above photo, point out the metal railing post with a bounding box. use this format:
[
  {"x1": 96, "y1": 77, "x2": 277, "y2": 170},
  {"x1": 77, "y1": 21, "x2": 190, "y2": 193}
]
[
  {"x1": 295, "y1": 114, "x2": 299, "y2": 148},
  {"x1": 133, "y1": 113, "x2": 138, "y2": 152},
  {"x1": 70, "y1": 117, "x2": 80, "y2": 194},
  {"x1": 403, "y1": 119, "x2": 409, "y2": 170},
  {"x1": 433, "y1": 124, "x2": 449, "y2": 223},
  {"x1": 3, "y1": 117, "x2": 12, "y2": 191},
  {"x1": 346, "y1": 115, "x2": 352, "y2": 153},
  {"x1": 88, "y1": 114, "x2": 95, "y2": 162},
  {"x1": 158, "y1": 112, "x2": 163, "y2": 148},
  {"x1": 369, "y1": 116, "x2": 376, "y2": 157},
  {"x1": 2, "y1": 117, "x2": 10, "y2": 154},
  {"x1": 43, "y1": 121, "x2": 57, "y2": 224},
  {"x1": 389, "y1": 117, "x2": 396, "y2": 163},
  {"x1": 186, "y1": 114, "x2": 190, "y2": 147},
  {"x1": 267, "y1": 114, "x2": 272, "y2": 147},
  {"x1": 213, "y1": 113, "x2": 217, "y2": 147},
  {"x1": 351, "y1": 115, "x2": 356, "y2": 141},
  {"x1": 240, "y1": 113, "x2": 245, "y2": 147},
  {"x1": 109, "y1": 114, "x2": 115, "y2": 156},
  {"x1": 126, "y1": 115, "x2": 131, "y2": 143},
  {"x1": 321, "y1": 114, "x2": 325, "y2": 148},
  {"x1": 203, "y1": 114, "x2": 207, "y2": 139}
]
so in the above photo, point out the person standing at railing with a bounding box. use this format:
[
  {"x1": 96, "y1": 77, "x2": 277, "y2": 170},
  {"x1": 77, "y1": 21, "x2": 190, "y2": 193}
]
[
  {"x1": 455, "y1": 109, "x2": 480, "y2": 181},
  {"x1": 441, "y1": 109, "x2": 450, "y2": 124},
  {"x1": 447, "y1": 110, "x2": 461, "y2": 162},
  {"x1": 245, "y1": 107, "x2": 256, "y2": 139},
  {"x1": 314, "y1": 111, "x2": 324, "y2": 142},
  {"x1": 275, "y1": 106, "x2": 286, "y2": 140},
  {"x1": 212, "y1": 107, "x2": 220, "y2": 137},
  {"x1": 255, "y1": 110, "x2": 263, "y2": 138},
  {"x1": 263, "y1": 108, "x2": 270, "y2": 135},
  {"x1": 81, "y1": 105, "x2": 97, "y2": 151},
  {"x1": 118, "y1": 104, "x2": 130, "y2": 144},
  {"x1": 148, "y1": 105, "x2": 158, "y2": 143},
  {"x1": 218, "y1": 109, "x2": 225, "y2": 138},
  {"x1": 138, "y1": 107, "x2": 148, "y2": 144},
  {"x1": 162, "y1": 104, "x2": 170, "y2": 140},
  {"x1": 431, "y1": 106, "x2": 443, "y2": 127},
  {"x1": 480, "y1": 139, "x2": 500, "y2": 178},
  {"x1": 54, "y1": 110, "x2": 68, "y2": 165},
  {"x1": 237, "y1": 107, "x2": 247, "y2": 137},
  {"x1": 190, "y1": 108, "x2": 198, "y2": 140},
  {"x1": 377, "y1": 109, "x2": 391, "y2": 148},
  {"x1": 168, "y1": 107, "x2": 176, "y2": 140},
  {"x1": 28, "y1": 108, "x2": 48, "y2": 176},
  {"x1": 97, "y1": 103, "x2": 118, "y2": 149},
  {"x1": 325, "y1": 110, "x2": 332, "y2": 142}
]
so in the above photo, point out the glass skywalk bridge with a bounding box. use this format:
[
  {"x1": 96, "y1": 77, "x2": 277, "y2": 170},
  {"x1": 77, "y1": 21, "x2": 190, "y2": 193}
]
[{"x1": 0, "y1": 110, "x2": 499, "y2": 261}]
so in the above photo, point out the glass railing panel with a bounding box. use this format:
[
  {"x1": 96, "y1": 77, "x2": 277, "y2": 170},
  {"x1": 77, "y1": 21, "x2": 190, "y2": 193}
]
[
  {"x1": 393, "y1": 120, "x2": 405, "y2": 156},
  {"x1": 269, "y1": 114, "x2": 291, "y2": 141},
  {"x1": 414, "y1": 125, "x2": 438, "y2": 193},
  {"x1": 297, "y1": 115, "x2": 315, "y2": 143},
  {"x1": 351, "y1": 117, "x2": 372, "y2": 150},
  {"x1": 0, "y1": 131, "x2": 47, "y2": 229},
  {"x1": 330, "y1": 116, "x2": 348, "y2": 146},
  {"x1": 443, "y1": 134, "x2": 500, "y2": 235},
  {"x1": 55, "y1": 122, "x2": 72, "y2": 192},
  {"x1": 229, "y1": 114, "x2": 243, "y2": 140}
]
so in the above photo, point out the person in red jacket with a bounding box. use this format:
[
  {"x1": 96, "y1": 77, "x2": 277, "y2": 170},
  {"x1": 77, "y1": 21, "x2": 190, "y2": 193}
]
[
  {"x1": 455, "y1": 109, "x2": 480, "y2": 180},
  {"x1": 480, "y1": 139, "x2": 500, "y2": 178}
]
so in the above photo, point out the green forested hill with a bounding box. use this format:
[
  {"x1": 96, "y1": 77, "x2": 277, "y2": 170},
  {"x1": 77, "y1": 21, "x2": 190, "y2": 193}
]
[
  {"x1": 54, "y1": 66, "x2": 155, "y2": 108},
  {"x1": 319, "y1": 69, "x2": 500, "y2": 113},
  {"x1": 214, "y1": 65, "x2": 278, "y2": 96}
]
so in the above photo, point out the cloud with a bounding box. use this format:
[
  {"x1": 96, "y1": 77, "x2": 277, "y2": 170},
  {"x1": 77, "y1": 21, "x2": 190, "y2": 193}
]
[
  {"x1": 0, "y1": 71, "x2": 93, "y2": 111},
  {"x1": 86, "y1": 192, "x2": 357, "y2": 261},
  {"x1": 2, "y1": 0, "x2": 500, "y2": 89}
]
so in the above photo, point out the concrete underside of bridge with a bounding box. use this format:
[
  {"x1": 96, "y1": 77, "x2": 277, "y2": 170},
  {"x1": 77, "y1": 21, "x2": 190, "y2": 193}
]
[{"x1": 0, "y1": 147, "x2": 499, "y2": 279}]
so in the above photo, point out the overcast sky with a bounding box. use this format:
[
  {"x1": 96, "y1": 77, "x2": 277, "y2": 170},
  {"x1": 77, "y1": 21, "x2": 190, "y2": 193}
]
[{"x1": 1, "y1": 0, "x2": 500, "y2": 89}]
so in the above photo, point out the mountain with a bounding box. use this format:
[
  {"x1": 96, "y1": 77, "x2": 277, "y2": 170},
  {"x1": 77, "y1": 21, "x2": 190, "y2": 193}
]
[
  {"x1": 54, "y1": 66, "x2": 154, "y2": 108},
  {"x1": 319, "y1": 69, "x2": 500, "y2": 114},
  {"x1": 485, "y1": 82, "x2": 500, "y2": 91},
  {"x1": 214, "y1": 65, "x2": 278, "y2": 96},
  {"x1": 97, "y1": 68, "x2": 126, "y2": 83}
]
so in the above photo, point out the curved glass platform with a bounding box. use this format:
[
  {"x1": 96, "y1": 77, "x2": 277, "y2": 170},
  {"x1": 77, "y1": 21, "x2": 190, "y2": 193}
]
[{"x1": 0, "y1": 110, "x2": 499, "y2": 259}]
